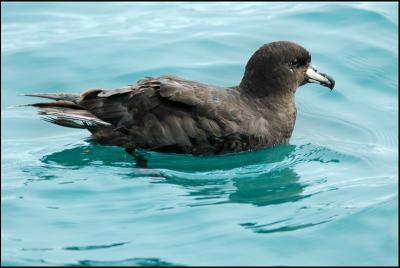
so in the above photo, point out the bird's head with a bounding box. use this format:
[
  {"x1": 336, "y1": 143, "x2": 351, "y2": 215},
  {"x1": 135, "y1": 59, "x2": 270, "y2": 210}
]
[{"x1": 240, "y1": 41, "x2": 335, "y2": 97}]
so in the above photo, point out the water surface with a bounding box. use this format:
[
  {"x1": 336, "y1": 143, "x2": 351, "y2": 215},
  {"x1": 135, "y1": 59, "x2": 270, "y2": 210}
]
[{"x1": 1, "y1": 2, "x2": 398, "y2": 266}]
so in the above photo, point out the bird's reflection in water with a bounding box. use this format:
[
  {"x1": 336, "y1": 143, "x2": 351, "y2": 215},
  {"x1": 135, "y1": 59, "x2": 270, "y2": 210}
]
[
  {"x1": 150, "y1": 144, "x2": 308, "y2": 207},
  {"x1": 39, "y1": 143, "x2": 342, "y2": 233},
  {"x1": 40, "y1": 143, "x2": 341, "y2": 209},
  {"x1": 229, "y1": 167, "x2": 306, "y2": 207}
]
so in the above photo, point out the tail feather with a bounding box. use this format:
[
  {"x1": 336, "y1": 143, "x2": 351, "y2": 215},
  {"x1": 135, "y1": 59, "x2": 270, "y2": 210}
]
[
  {"x1": 38, "y1": 107, "x2": 111, "y2": 129},
  {"x1": 23, "y1": 92, "x2": 80, "y2": 103},
  {"x1": 24, "y1": 92, "x2": 112, "y2": 130},
  {"x1": 23, "y1": 91, "x2": 110, "y2": 129},
  {"x1": 27, "y1": 100, "x2": 81, "y2": 109}
]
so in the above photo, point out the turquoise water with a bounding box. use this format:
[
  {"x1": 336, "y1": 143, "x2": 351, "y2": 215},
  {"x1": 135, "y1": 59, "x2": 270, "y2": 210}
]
[{"x1": 1, "y1": 2, "x2": 398, "y2": 266}]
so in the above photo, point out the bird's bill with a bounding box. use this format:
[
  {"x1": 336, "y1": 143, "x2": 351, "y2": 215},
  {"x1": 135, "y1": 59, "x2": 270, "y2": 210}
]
[{"x1": 304, "y1": 65, "x2": 335, "y2": 90}]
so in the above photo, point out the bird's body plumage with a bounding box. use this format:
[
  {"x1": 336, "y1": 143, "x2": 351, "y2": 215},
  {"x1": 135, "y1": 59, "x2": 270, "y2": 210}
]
[{"x1": 30, "y1": 75, "x2": 297, "y2": 155}]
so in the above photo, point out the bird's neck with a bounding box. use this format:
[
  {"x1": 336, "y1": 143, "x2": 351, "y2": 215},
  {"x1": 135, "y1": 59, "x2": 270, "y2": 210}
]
[
  {"x1": 238, "y1": 86, "x2": 297, "y2": 144},
  {"x1": 239, "y1": 77, "x2": 296, "y2": 98},
  {"x1": 237, "y1": 84, "x2": 296, "y2": 112},
  {"x1": 255, "y1": 93, "x2": 296, "y2": 119}
]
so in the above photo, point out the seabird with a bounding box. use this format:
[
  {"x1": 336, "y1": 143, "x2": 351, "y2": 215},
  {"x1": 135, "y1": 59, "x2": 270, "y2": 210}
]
[{"x1": 25, "y1": 41, "x2": 335, "y2": 167}]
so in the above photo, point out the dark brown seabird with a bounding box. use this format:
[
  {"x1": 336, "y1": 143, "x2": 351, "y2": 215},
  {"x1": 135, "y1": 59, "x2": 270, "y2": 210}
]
[{"x1": 25, "y1": 41, "x2": 335, "y2": 167}]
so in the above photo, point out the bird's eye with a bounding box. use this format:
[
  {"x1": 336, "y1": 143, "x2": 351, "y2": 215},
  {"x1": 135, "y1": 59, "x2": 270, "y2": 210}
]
[{"x1": 291, "y1": 58, "x2": 300, "y2": 67}]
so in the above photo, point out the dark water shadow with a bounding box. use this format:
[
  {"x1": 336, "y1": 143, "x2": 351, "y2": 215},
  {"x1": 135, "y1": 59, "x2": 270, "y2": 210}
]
[
  {"x1": 12, "y1": 143, "x2": 340, "y2": 250},
  {"x1": 151, "y1": 143, "x2": 344, "y2": 207},
  {"x1": 39, "y1": 143, "x2": 344, "y2": 209},
  {"x1": 148, "y1": 143, "x2": 344, "y2": 234},
  {"x1": 40, "y1": 140, "x2": 345, "y2": 171},
  {"x1": 156, "y1": 165, "x2": 307, "y2": 208},
  {"x1": 63, "y1": 241, "x2": 130, "y2": 251},
  {"x1": 239, "y1": 217, "x2": 334, "y2": 234},
  {"x1": 41, "y1": 144, "x2": 133, "y2": 169},
  {"x1": 228, "y1": 165, "x2": 307, "y2": 207},
  {"x1": 6, "y1": 257, "x2": 180, "y2": 267},
  {"x1": 69, "y1": 258, "x2": 181, "y2": 266},
  {"x1": 149, "y1": 144, "x2": 296, "y2": 172},
  {"x1": 36, "y1": 142, "x2": 345, "y2": 234},
  {"x1": 40, "y1": 142, "x2": 297, "y2": 172},
  {"x1": 148, "y1": 145, "x2": 302, "y2": 204}
]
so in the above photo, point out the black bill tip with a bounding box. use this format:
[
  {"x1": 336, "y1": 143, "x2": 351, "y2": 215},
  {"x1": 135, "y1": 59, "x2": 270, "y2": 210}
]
[{"x1": 320, "y1": 73, "x2": 335, "y2": 90}]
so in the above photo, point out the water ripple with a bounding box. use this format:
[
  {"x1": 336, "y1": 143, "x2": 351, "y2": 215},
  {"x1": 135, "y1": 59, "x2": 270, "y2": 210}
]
[
  {"x1": 2, "y1": 2, "x2": 398, "y2": 266},
  {"x1": 63, "y1": 241, "x2": 130, "y2": 251}
]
